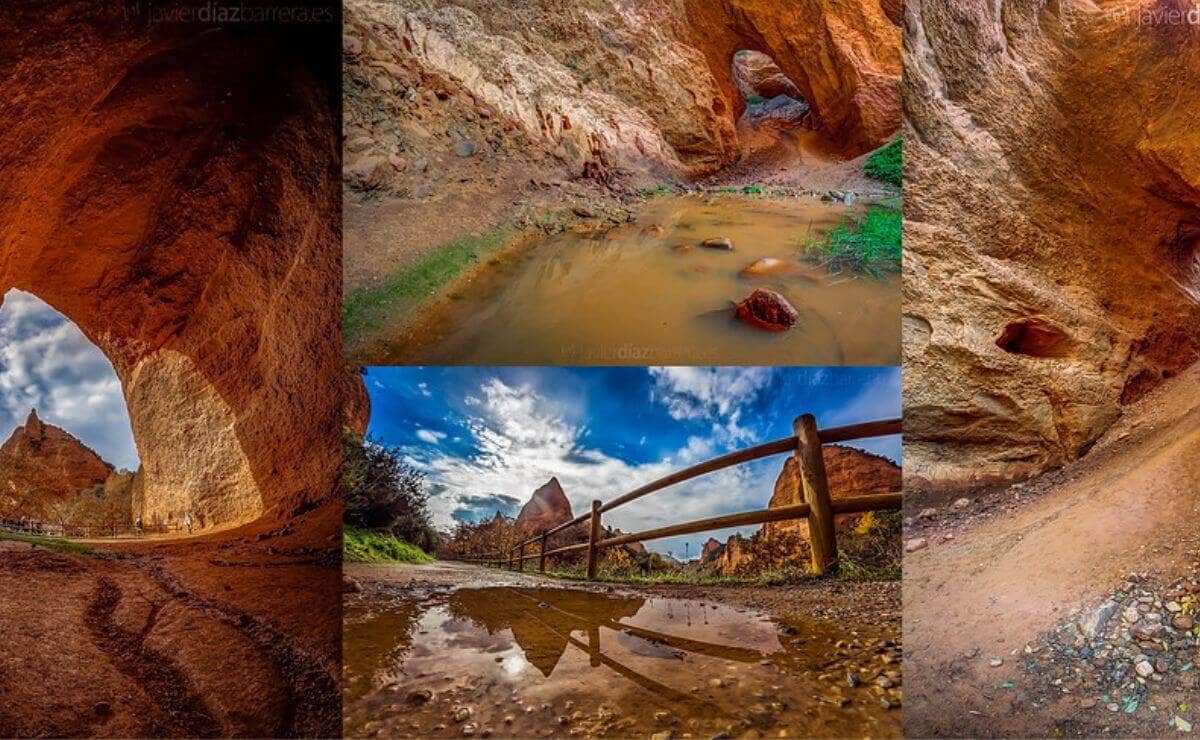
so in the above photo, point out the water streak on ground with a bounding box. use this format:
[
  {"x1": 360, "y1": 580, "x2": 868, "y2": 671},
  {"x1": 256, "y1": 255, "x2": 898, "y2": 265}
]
[
  {"x1": 343, "y1": 586, "x2": 900, "y2": 738},
  {"x1": 379, "y1": 196, "x2": 899, "y2": 365}
]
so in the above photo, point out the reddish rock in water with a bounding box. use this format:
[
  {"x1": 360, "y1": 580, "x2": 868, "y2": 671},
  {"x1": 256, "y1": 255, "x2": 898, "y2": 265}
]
[
  {"x1": 734, "y1": 288, "x2": 799, "y2": 331},
  {"x1": 0, "y1": 410, "x2": 113, "y2": 521},
  {"x1": 762, "y1": 446, "x2": 901, "y2": 541},
  {"x1": 701, "y1": 237, "x2": 735, "y2": 251},
  {"x1": 739, "y1": 257, "x2": 811, "y2": 279},
  {"x1": 515, "y1": 477, "x2": 574, "y2": 534}
]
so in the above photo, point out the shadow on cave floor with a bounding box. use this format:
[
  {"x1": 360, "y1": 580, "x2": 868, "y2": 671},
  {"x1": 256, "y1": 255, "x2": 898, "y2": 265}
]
[
  {"x1": 0, "y1": 502, "x2": 342, "y2": 737},
  {"x1": 344, "y1": 572, "x2": 901, "y2": 738}
]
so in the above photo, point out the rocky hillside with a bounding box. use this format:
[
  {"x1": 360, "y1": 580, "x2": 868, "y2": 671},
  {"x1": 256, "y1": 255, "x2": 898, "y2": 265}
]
[
  {"x1": 514, "y1": 476, "x2": 574, "y2": 533},
  {"x1": 904, "y1": 0, "x2": 1200, "y2": 494},
  {"x1": 706, "y1": 445, "x2": 900, "y2": 574},
  {"x1": 763, "y1": 444, "x2": 901, "y2": 539},
  {"x1": 0, "y1": 410, "x2": 114, "y2": 521}
]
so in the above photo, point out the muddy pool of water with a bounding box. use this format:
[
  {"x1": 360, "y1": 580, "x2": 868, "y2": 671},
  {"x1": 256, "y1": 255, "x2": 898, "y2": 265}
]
[
  {"x1": 343, "y1": 586, "x2": 901, "y2": 738},
  {"x1": 371, "y1": 196, "x2": 899, "y2": 365}
]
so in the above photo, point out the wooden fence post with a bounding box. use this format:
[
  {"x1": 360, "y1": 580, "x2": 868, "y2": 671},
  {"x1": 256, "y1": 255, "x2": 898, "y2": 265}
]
[
  {"x1": 518, "y1": 542, "x2": 525, "y2": 572},
  {"x1": 586, "y1": 500, "x2": 602, "y2": 580},
  {"x1": 794, "y1": 413, "x2": 838, "y2": 575},
  {"x1": 539, "y1": 532, "x2": 548, "y2": 573}
]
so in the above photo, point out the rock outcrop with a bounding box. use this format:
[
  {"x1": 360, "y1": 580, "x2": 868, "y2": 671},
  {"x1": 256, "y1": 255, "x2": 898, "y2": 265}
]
[
  {"x1": 515, "y1": 477, "x2": 574, "y2": 533},
  {"x1": 0, "y1": 410, "x2": 113, "y2": 521},
  {"x1": 345, "y1": 0, "x2": 899, "y2": 181},
  {"x1": 0, "y1": 1, "x2": 349, "y2": 531},
  {"x1": 762, "y1": 445, "x2": 902, "y2": 540},
  {"x1": 700, "y1": 536, "x2": 725, "y2": 563},
  {"x1": 904, "y1": 1, "x2": 1200, "y2": 493}
]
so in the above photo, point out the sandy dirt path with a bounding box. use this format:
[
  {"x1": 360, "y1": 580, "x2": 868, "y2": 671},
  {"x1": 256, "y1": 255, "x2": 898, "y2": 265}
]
[
  {"x1": 904, "y1": 364, "x2": 1200, "y2": 736},
  {"x1": 0, "y1": 505, "x2": 341, "y2": 737}
]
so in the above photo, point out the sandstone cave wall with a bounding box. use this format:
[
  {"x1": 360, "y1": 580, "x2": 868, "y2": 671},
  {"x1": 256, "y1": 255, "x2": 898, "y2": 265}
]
[
  {"x1": 903, "y1": 0, "x2": 1200, "y2": 493},
  {"x1": 0, "y1": 1, "x2": 346, "y2": 530},
  {"x1": 348, "y1": 0, "x2": 899, "y2": 179}
]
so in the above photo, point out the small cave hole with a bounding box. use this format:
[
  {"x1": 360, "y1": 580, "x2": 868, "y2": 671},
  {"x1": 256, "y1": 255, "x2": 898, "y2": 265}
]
[{"x1": 995, "y1": 318, "x2": 1075, "y2": 358}]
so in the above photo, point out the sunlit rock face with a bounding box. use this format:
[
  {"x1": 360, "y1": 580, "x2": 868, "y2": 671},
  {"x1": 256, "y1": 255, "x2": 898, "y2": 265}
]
[
  {"x1": 0, "y1": 0, "x2": 346, "y2": 529},
  {"x1": 345, "y1": 0, "x2": 899, "y2": 180},
  {"x1": 904, "y1": 0, "x2": 1200, "y2": 493},
  {"x1": 762, "y1": 446, "x2": 901, "y2": 540},
  {"x1": 515, "y1": 477, "x2": 574, "y2": 534}
]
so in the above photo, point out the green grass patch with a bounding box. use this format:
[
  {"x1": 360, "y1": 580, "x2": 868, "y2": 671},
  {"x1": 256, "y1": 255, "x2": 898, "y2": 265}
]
[
  {"x1": 637, "y1": 185, "x2": 674, "y2": 199},
  {"x1": 802, "y1": 207, "x2": 901, "y2": 277},
  {"x1": 864, "y1": 136, "x2": 901, "y2": 187},
  {"x1": 343, "y1": 526, "x2": 434, "y2": 564},
  {"x1": 344, "y1": 228, "x2": 516, "y2": 339},
  {"x1": 744, "y1": 94, "x2": 767, "y2": 105},
  {"x1": 0, "y1": 531, "x2": 94, "y2": 555}
]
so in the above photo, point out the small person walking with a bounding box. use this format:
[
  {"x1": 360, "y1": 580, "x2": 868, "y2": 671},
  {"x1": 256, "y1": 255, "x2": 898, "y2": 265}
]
[
  {"x1": 184, "y1": 512, "x2": 193, "y2": 535},
  {"x1": 134, "y1": 516, "x2": 143, "y2": 536}
]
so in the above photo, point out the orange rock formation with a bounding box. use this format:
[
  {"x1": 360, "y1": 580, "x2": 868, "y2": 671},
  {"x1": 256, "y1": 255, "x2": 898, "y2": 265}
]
[
  {"x1": 0, "y1": 1, "x2": 349, "y2": 530},
  {"x1": 0, "y1": 410, "x2": 114, "y2": 521},
  {"x1": 515, "y1": 477, "x2": 574, "y2": 533},
  {"x1": 762, "y1": 445, "x2": 902, "y2": 540},
  {"x1": 904, "y1": 0, "x2": 1200, "y2": 492}
]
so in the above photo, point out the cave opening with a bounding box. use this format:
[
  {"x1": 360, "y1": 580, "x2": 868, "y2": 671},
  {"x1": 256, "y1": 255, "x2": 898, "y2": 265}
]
[
  {"x1": 0, "y1": 286, "x2": 264, "y2": 538},
  {"x1": 731, "y1": 50, "x2": 815, "y2": 133},
  {"x1": 0, "y1": 289, "x2": 141, "y2": 537}
]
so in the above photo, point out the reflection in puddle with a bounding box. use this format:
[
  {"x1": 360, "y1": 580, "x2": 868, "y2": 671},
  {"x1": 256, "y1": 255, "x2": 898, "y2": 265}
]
[
  {"x1": 381, "y1": 196, "x2": 900, "y2": 366},
  {"x1": 344, "y1": 587, "x2": 900, "y2": 738}
]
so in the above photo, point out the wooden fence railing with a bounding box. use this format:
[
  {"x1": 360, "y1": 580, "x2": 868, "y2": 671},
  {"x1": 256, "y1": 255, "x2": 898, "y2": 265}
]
[
  {"x1": 462, "y1": 414, "x2": 902, "y2": 577},
  {"x1": 0, "y1": 518, "x2": 182, "y2": 539}
]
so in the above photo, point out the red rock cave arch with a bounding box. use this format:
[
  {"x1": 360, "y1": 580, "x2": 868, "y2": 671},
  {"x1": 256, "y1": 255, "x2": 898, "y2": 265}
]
[
  {"x1": 0, "y1": 2, "x2": 344, "y2": 532},
  {"x1": 680, "y1": 0, "x2": 902, "y2": 166}
]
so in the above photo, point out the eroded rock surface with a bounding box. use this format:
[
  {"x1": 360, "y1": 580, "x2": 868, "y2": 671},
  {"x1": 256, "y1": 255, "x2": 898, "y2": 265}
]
[
  {"x1": 345, "y1": 0, "x2": 899, "y2": 184},
  {"x1": 904, "y1": 0, "x2": 1200, "y2": 492},
  {"x1": 0, "y1": 0, "x2": 347, "y2": 530},
  {"x1": 762, "y1": 446, "x2": 902, "y2": 540},
  {"x1": 515, "y1": 476, "x2": 574, "y2": 533}
]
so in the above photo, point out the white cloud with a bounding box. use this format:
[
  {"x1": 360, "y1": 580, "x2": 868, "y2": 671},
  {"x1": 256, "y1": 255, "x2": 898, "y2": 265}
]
[
  {"x1": 409, "y1": 376, "x2": 780, "y2": 556},
  {"x1": 415, "y1": 428, "x2": 447, "y2": 444},
  {"x1": 417, "y1": 382, "x2": 432, "y2": 397},
  {"x1": 0, "y1": 290, "x2": 139, "y2": 470}
]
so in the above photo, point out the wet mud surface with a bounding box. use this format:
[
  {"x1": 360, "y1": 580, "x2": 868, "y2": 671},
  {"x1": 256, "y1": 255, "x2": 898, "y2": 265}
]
[{"x1": 344, "y1": 567, "x2": 902, "y2": 738}]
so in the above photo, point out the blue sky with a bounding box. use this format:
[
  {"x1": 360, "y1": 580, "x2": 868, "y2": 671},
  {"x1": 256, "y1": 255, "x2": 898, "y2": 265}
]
[
  {"x1": 365, "y1": 366, "x2": 901, "y2": 559},
  {"x1": 0, "y1": 289, "x2": 139, "y2": 471}
]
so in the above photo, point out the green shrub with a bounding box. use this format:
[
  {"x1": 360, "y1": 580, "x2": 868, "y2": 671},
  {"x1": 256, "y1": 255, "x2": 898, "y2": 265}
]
[
  {"x1": 802, "y1": 208, "x2": 901, "y2": 277},
  {"x1": 343, "y1": 526, "x2": 434, "y2": 564},
  {"x1": 864, "y1": 136, "x2": 902, "y2": 187}
]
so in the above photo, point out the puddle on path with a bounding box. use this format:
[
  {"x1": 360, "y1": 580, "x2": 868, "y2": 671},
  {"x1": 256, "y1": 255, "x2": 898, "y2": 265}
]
[
  {"x1": 343, "y1": 586, "x2": 901, "y2": 738},
  {"x1": 375, "y1": 196, "x2": 899, "y2": 365}
]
